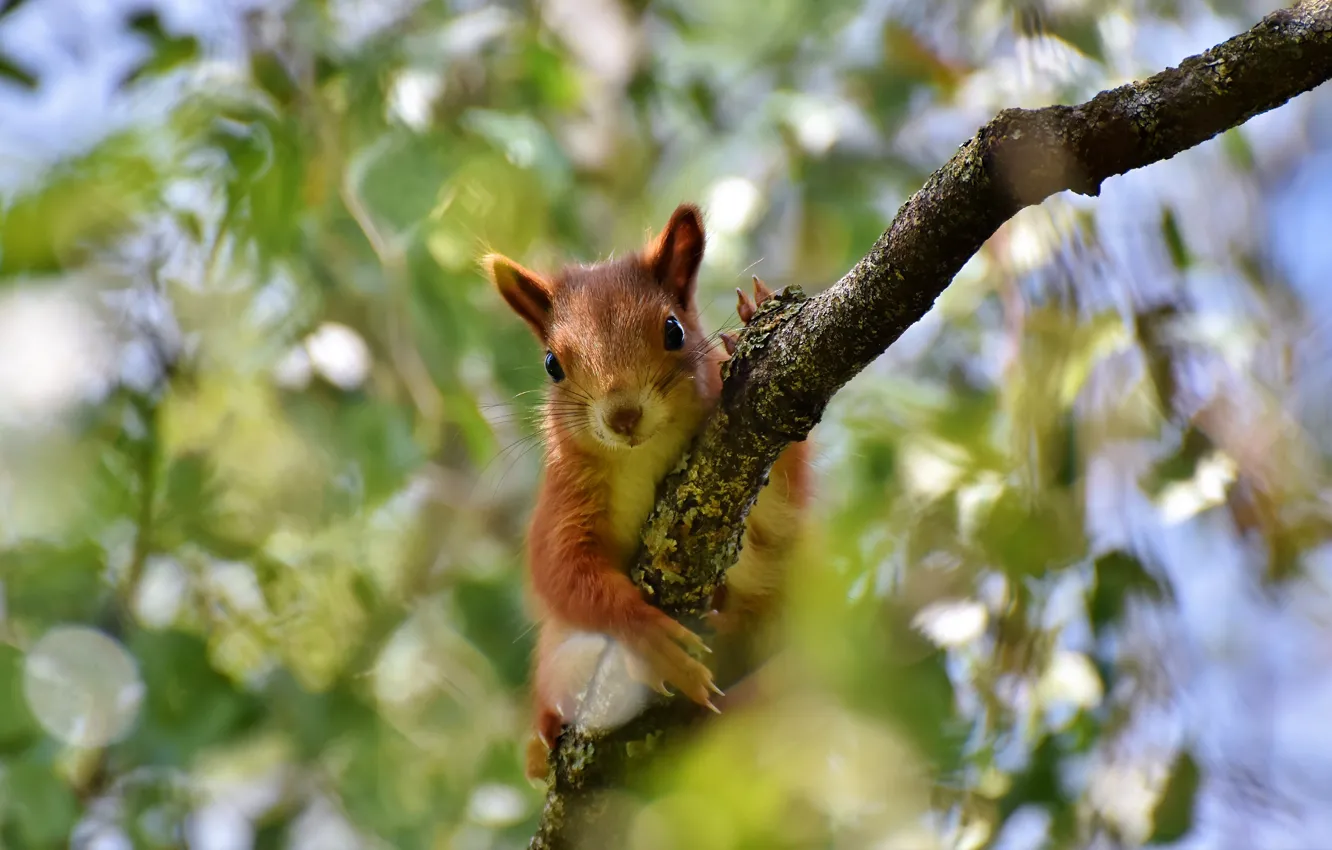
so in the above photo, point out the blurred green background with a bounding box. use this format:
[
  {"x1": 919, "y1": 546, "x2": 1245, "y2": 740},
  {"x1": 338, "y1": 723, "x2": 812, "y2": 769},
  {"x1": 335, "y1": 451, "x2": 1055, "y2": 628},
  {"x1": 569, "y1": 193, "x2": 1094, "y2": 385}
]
[{"x1": 3, "y1": 0, "x2": 1332, "y2": 847}]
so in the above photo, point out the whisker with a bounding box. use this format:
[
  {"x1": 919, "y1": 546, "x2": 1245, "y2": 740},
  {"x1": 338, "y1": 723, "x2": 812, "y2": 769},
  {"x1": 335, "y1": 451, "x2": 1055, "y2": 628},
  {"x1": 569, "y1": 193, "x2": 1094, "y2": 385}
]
[
  {"x1": 479, "y1": 405, "x2": 594, "y2": 497},
  {"x1": 563, "y1": 378, "x2": 597, "y2": 404},
  {"x1": 512, "y1": 619, "x2": 540, "y2": 644},
  {"x1": 645, "y1": 347, "x2": 673, "y2": 395},
  {"x1": 504, "y1": 435, "x2": 553, "y2": 477},
  {"x1": 479, "y1": 388, "x2": 551, "y2": 407},
  {"x1": 482, "y1": 406, "x2": 583, "y2": 429},
  {"x1": 472, "y1": 439, "x2": 542, "y2": 500}
]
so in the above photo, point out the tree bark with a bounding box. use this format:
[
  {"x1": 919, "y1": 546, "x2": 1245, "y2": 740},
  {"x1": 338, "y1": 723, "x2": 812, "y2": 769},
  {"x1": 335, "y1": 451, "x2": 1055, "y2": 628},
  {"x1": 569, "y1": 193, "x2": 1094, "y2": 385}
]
[{"x1": 531, "y1": 1, "x2": 1332, "y2": 845}]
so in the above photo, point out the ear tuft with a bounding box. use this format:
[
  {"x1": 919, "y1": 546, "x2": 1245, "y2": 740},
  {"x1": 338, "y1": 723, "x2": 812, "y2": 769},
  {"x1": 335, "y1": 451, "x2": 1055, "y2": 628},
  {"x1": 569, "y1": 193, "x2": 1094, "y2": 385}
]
[
  {"x1": 645, "y1": 204, "x2": 706, "y2": 308},
  {"x1": 484, "y1": 253, "x2": 555, "y2": 340}
]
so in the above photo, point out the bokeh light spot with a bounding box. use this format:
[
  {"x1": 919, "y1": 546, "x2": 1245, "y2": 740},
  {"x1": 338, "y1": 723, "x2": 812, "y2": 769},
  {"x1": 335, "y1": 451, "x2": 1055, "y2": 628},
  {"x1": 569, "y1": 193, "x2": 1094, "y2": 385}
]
[{"x1": 23, "y1": 625, "x2": 144, "y2": 748}]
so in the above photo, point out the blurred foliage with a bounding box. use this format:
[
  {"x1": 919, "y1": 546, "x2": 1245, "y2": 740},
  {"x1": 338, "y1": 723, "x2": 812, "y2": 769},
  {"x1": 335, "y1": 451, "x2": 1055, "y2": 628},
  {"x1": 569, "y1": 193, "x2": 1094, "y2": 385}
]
[{"x1": 2, "y1": 0, "x2": 1332, "y2": 848}]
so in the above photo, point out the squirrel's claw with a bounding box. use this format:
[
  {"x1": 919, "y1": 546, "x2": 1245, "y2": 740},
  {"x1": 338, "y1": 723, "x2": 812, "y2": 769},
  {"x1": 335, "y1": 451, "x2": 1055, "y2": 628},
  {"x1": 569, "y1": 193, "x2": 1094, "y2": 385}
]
[
  {"x1": 736, "y1": 276, "x2": 774, "y2": 327},
  {"x1": 752, "y1": 275, "x2": 773, "y2": 306},
  {"x1": 628, "y1": 616, "x2": 719, "y2": 712},
  {"x1": 736, "y1": 287, "x2": 756, "y2": 325},
  {"x1": 719, "y1": 331, "x2": 738, "y2": 356}
]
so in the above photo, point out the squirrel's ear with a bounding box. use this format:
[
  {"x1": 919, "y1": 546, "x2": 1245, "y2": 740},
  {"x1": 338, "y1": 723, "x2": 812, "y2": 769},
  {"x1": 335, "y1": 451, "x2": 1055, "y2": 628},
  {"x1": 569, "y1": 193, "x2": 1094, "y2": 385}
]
[
  {"x1": 484, "y1": 254, "x2": 554, "y2": 339},
  {"x1": 646, "y1": 204, "x2": 705, "y2": 308}
]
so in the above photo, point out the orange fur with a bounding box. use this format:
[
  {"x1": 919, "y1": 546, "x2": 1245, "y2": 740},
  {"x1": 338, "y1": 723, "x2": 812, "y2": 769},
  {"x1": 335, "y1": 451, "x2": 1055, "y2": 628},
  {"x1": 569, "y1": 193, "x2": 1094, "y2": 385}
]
[{"x1": 485, "y1": 206, "x2": 811, "y2": 781}]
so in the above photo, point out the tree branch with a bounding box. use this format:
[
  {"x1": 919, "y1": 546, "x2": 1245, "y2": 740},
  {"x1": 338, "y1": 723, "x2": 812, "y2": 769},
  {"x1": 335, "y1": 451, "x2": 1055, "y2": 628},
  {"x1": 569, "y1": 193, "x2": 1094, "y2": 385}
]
[{"x1": 531, "y1": 1, "x2": 1332, "y2": 845}]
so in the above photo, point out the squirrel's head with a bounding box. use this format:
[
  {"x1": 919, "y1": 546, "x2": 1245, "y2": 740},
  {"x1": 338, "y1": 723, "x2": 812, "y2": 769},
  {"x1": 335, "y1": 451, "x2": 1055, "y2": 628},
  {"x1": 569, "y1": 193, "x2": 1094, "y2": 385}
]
[{"x1": 484, "y1": 204, "x2": 720, "y2": 453}]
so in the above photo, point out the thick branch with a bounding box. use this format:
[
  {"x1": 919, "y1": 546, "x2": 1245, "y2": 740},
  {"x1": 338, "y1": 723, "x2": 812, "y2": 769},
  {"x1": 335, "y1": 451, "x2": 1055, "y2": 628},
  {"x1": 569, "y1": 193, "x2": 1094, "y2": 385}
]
[{"x1": 532, "y1": 1, "x2": 1332, "y2": 845}]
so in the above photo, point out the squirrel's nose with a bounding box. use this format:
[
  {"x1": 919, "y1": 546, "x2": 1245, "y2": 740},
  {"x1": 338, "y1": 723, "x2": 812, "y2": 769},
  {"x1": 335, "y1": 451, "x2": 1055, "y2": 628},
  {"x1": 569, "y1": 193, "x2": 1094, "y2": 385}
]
[{"x1": 606, "y1": 404, "x2": 643, "y2": 437}]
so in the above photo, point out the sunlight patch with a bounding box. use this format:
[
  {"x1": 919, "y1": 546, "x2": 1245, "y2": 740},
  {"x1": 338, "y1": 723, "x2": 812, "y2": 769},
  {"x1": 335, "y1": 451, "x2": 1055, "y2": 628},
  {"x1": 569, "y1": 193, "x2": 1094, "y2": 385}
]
[{"x1": 913, "y1": 599, "x2": 989, "y2": 647}]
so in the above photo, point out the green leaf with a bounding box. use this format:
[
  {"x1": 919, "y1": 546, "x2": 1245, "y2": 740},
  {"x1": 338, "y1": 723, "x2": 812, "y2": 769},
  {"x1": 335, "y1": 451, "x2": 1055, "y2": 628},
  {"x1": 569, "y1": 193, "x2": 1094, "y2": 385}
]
[
  {"x1": 0, "y1": 49, "x2": 36, "y2": 89},
  {"x1": 903, "y1": 496, "x2": 963, "y2": 567},
  {"x1": 2, "y1": 745, "x2": 80, "y2": 849},
  {"x1": 521, "y1": 41, "x2": 581, "y2": 111},
  {"x1": 0, "y1": 644, "x2": 39, "y2": 752},
  {"x1": 686, "y1": 79, "x2": 721, "y2": 129},
  {"x1": 253, "y1": 815, "x2": 294, "y2": 850},
  {"x1": 1142, "y1": 425, "x2": 1213, "y2": 497},
  {"x1": 1047, "y1": 18, "x2": 1107, "y2": 64},
  {"x1": 1149, "y1": 750, "x2": 1201, "y2": 842},
  {"x1": 1222, "y1": 127, "x2": 1255, "y2": 172},
  {"x1": 155, "y1": 452, "x2": 261, "y2": 560},
  {"x1": 265, "y1": 670, "x2": 377, "y2": 763},
  {"x1": 0, "y1": 542, "x2": 107, "y2": 632},
  {"x1": 1052, "y1": 409, "x2": 1079, "y2": 488},
  {"x1": 119, "y1": 768, "x2": 192, "y2": 848},
  {"x1": 461, "y1": 109, "x2": 573, "y2": 197},
  {"x1": 997, "y1": 736, "x2": 1063, "y2": 817},
  {"x1": 0, "y1": 0, "x2": 35, "y2": 21},
  {"x1": 930, "y1": 388, "x2": 1004, "y2": 470},
  {"x1": 155, "y1": 452, "x2": 216, "y2": 548},
  {"x1": 204, "y1": 104, "x2": 307, "y2": 262},
  {"x1": 251, "y1": 51, "x2": 299, "y2": 107},
  {"x1": 1160, "y1": 207, "x2": 1191, "y2": 272},
  {"x1": 333, "y1": 719, "x2": 462, "y2": 847},
  {"x1": 885, "y1": 649, "x2": 967, "y2": 775},
  {"x1": 124, "y1": 11, "x2": 201, "y2": 84},
  {"x1": 456, "y1": 578, "x2": 534, "y2": 689},
  {"x1": 1061, "y1": 710, "x2": 1102, "y2": 754},
  {"x1": 833, "y1": 602, "x2": 967, "y2": 776},
  {"x1": 995, "y1": 736, "x2": 1076, "y2": 842},
  {"x1": 2, "y1": 756, "x2": 78, "y2": 847},
  {"x1": 854, "y1": 437, "x2": 898, "y2": 495},
  {"x1": 281, "y1": 392, "x2": 423, "y2": 510},
  {"x1": 976, "y1": 490, "x2": 1085, "y2": 577},
  {"x1": 1089, "y1": 550, "x2": 1165, "y2": 634},
  {"x1": 0, "y1": 135, "x2": 159, "y2": 274},
  {"x1": 350, "y1": 131, "x2": 456, "y2": 238},
  {"x1": 123, "y1": 630, "x2": 265, "y2": 768}
]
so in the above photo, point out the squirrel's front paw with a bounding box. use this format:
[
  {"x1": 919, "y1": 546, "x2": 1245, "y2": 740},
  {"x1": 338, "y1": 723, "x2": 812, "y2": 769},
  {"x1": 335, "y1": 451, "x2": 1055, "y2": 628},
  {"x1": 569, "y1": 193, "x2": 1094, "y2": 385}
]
[
  {"x1": 722, "y1": 277, "x2": 776, "y2": 356},
  {"x1": 524, "y1": 707, "x2": 563, "y2": 784},
  {"x1": 735, "y1": 275, "x2": 774, "y2": 325},
  {"x1": 626, "y1": 614, "x2": 723, "y2": 711}
]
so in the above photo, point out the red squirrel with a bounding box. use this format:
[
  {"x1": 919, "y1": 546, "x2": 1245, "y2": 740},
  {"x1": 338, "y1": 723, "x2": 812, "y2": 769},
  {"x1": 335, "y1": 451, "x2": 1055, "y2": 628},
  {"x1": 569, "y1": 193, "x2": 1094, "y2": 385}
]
[{"x1": 483, "y1": 204, "x2": 810, "y2": 781}]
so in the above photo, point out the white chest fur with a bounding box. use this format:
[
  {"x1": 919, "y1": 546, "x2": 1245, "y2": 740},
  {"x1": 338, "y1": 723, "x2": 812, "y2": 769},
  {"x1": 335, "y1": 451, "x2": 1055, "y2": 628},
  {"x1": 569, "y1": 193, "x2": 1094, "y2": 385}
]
[{"x1": 602, "y1": 431, "x2": 690, "y2": 563}]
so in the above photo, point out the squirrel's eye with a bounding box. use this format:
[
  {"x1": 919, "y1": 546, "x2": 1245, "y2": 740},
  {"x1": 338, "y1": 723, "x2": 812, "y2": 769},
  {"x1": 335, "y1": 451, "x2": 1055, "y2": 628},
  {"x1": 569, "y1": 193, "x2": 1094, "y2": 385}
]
[
  {"x1": 664, "y1": 316, "x2": 685, "y2": 351},
  {"x1": 544, "y1": 351, "x2": 565, "y2": 382}
]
